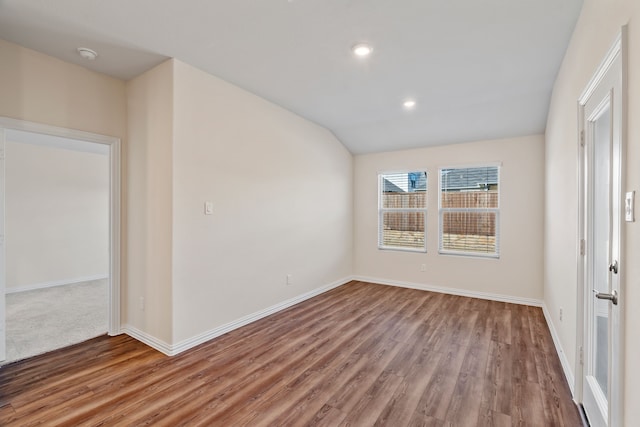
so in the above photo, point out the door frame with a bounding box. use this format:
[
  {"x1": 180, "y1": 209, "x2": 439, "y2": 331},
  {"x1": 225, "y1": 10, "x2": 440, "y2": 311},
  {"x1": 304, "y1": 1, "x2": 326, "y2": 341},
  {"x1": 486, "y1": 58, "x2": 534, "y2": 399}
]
[
  {"x1": 0, "y1": 117, "x2": 121, "y2": 338},
  {"x1": 576, "y1": 27, "x2": 627, "y2": 426}
]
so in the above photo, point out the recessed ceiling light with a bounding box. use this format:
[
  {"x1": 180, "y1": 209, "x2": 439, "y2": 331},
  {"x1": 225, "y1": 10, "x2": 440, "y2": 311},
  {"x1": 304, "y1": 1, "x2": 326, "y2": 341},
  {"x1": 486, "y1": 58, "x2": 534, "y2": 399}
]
[
  {"x1": 77, "y1": 47, "x2": 98, "y2": 61},
  {"x1": 352, "y1": 43, "x2": 373, "y2": 57},
  {"x1": 403, "y1": 99, "x2": 417, "y2": 110}
]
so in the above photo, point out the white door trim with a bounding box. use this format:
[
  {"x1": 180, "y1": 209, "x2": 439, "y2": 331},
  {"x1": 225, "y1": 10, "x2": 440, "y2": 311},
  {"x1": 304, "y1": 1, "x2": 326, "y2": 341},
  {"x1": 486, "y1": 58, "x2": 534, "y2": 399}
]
[
  {"x1": 0, "y1": 128, "x2": 5, "y2": 360},
  {"x1": 576, "y1": 26, "x2": 627, "y2": 427},
  {"x1": 0, "y1": 117, "x2": 121, "y2": 336}
]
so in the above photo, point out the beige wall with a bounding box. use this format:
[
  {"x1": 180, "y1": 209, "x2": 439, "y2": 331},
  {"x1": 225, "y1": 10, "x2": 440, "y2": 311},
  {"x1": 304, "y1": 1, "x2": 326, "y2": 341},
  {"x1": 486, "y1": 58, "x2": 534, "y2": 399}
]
[
  {"x1": 5, "y1": 141, "x2": 108, "y2": 290},
  {"x1": 0, "y1": 40, "x2": 353, "y2": 348},
  {"x1": 354, "y1": 135, "x2": 545, "y2": 301},
  {"x1": 0, "y1": 39, "x2": 126, "y2": 138},
  {"x1": 0, "y1": 38, "x2": 127, "y2": 316},
  {"x1": 171, "y1": 60, "x2": 353, "y2": 343},
  {"x1": 545, "y1": 0, "x2": 640, "y2": 423},
  {"x1": 125, "y1": 60, "x2": 174, "y2": 344}
]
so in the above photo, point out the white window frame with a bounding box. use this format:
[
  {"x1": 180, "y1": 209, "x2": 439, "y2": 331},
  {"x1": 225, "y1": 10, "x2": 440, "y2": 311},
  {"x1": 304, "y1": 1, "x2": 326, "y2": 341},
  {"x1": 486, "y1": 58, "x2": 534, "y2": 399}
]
[
  {"x1": 378, "y1": 171, "x2": 428, "y2": 253},
  {"x1": 438, "y1": 164, "x2": 500, "y2": 258}
]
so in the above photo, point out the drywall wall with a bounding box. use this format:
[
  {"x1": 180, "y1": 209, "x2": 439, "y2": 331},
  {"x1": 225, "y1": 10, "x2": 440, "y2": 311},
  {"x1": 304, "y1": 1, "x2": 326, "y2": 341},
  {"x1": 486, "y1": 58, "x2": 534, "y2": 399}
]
[
  {"x1": 125, "y1": 60, "x2": 174, "y2": 344},
  {"x1": 5, "y1": 141, "x2": 108, "y2": 291},
  {"x1": 0, "y1": 38, "x2": 126, "y2": 318},
  {"x1": 354, "y1": 135, "x2": 545, "y2": 301},
  {"x1": 0, "y1": 39, "x2": 126, "y2": 138},
  {"x1": 171, "y1": 59, "x2": 353, "y2": 343},
  {"x1": 544, "y1": 0, "x2": 640, "y2": 423}
]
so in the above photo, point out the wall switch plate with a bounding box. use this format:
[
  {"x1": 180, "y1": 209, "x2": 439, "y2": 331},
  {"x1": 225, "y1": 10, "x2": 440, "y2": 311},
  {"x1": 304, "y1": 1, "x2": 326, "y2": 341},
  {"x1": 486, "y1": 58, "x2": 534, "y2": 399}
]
[
  {"x1": 286, "y1": 274, "x2": 293, "y2": 286},
  {"x1": 420, "y1": 264, "x2": 426, "y2": 272},
  {"x1": 204, "y1": 201, "x2": 213, "y2": 215},
  {"x1": 625, "y1": 191, "x2": 635, "y2": 222}
]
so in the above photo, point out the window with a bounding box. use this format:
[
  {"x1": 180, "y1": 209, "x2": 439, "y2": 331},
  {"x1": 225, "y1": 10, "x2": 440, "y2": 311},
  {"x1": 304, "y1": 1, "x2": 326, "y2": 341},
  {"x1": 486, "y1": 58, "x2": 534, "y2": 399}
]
[
  {"x1": 378, "y1": 171, "x2": 427, "y2": 252},
  {"x1": 439, "y1": 165, "x2": 500, "y2": 257}
]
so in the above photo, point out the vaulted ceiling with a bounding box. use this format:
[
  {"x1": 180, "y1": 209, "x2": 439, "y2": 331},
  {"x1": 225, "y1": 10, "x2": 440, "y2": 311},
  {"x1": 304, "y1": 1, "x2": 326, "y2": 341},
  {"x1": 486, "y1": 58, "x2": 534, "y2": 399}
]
[{"x1": 0, "y1": 0, "x2": 583, "y2": 154}]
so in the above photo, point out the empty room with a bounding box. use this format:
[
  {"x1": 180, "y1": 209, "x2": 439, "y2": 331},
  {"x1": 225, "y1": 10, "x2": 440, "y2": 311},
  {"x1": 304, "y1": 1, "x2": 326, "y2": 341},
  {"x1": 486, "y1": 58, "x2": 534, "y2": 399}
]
[{"x1": 0, "y1": 0, "x2": 639, "y2": 426}]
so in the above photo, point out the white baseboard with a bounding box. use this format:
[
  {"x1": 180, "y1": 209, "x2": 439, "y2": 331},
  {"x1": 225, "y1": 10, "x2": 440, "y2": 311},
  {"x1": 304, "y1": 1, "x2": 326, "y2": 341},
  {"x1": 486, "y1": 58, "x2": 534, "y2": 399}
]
[
  {"x1": 353, "y1": 275, "x2": 543, "y2": 307},
  {"x1": 542, "y1": 303, "x2": 575, "y2": 395},
  {"x1": 122, "y1": 276, "x2": 354, "y2": 357},
  {"x1": 120, "y1": 324, "x2": 173, "y2": 356},
  {"x1": 5, "y1": 274, "x2": 109, "y2": 294},
  {"x1": 121, "y1": 275, "x2": 565, "y2": 372}
]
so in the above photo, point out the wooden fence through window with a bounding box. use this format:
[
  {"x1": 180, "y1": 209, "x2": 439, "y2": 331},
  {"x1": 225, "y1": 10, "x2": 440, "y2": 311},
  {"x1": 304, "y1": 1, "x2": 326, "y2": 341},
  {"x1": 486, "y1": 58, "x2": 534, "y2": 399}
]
[{"x1": 382, "y1": 191, "x2": 498, "y2": 236}]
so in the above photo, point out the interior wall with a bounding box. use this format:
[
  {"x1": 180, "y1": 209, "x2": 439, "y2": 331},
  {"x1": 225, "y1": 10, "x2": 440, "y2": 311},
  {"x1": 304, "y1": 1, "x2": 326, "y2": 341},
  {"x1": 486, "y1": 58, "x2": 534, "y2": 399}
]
[
  {"x1": 0, "y1": 38, "x2": 126, "y2": 319},
  {"x1": 125, "y1": 60, "x2": 174, "y2": 344},
  {"x1": 544, "y1": 0, "x2": 640, "y2": 422},
  {"x1": 0, "y1": 39, "x2": 126, "y2": 138},
  {"x1": 5, "y1": 141, "x2": 108, "y2": 291},
  {"x1": 171, "y1": 59, "x2": 353, "y2": 343},
  {"x1": 354, "y1": 135, "x2": 545, "y2": 301}
]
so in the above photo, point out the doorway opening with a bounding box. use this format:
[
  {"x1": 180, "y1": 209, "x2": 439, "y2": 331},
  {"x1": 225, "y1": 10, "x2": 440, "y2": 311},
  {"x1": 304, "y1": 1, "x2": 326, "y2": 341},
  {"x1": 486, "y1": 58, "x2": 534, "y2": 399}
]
[
  {"x1": 0, "y1": 118, "x2": 121, "y2": 363},
  {"x1": 576, "y1": 28, "x2": 627, "y2": 427}
]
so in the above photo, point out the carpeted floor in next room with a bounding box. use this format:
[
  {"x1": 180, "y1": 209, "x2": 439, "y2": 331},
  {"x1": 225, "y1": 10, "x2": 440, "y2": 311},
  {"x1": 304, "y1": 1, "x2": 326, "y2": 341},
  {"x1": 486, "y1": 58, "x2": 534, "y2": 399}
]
[{"x1": 3, "y1": 279, "x2": 108, "y2": 365}]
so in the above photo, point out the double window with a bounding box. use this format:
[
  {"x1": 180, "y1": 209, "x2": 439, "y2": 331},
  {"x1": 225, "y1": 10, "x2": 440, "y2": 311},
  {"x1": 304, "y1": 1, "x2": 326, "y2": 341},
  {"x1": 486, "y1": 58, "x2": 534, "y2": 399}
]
[
  {"x1": 439, "y1": 165, "x2": 500, "y2": 257},
  {"x1": 377, "y1": 165, "x2": 500, "y2": 257},
  {"x1": 378, "y1": 172, "x2": 427, "y2": 252}
]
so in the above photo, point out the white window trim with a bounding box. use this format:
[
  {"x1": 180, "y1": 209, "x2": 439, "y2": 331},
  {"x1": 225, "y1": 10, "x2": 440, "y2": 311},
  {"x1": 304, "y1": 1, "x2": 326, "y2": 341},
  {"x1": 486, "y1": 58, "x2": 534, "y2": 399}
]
[
  {"x1": 438, "y1": 165, "x2": 500, "y2": 258},
  {"x1": 438, "y1": 161, "x2": 503, "y2": 169},
  {"x1": 378, "y1": 171, "x2": 428, "y2": 253}
]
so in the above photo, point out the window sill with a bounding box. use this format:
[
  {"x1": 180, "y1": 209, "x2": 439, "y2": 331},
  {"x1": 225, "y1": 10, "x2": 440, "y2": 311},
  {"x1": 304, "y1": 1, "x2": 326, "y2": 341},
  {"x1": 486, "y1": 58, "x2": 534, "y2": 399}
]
[
  {"x1": 378, "y1": 246, "x2": 427, "y2": 253},
  {"x1": 438, "y1": 250, "x2": 499, "y2": 259}
]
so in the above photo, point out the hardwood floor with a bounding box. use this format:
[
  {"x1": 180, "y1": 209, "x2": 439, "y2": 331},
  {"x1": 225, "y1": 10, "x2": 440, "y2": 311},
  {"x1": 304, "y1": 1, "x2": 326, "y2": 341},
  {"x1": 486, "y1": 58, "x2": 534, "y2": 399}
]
[{"x1": 0, "y1": 281, "x2": 582, "y2": 426}]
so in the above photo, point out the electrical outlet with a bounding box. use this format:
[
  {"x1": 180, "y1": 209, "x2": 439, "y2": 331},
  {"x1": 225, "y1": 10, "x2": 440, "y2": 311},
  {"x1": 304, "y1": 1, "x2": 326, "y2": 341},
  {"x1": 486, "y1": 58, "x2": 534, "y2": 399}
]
[
  {"x1": 559, "y1": 307, "x2": 563, "y2": 321},
  {"x1": 140, "y1": 297, "x2": 145, "y2": 311},
  {"x1": 420, "y1": 264, "x2": 426, "y2": 272},
  {"x1": 286, "y1": 274, "x2": 293, "y2": 286}
]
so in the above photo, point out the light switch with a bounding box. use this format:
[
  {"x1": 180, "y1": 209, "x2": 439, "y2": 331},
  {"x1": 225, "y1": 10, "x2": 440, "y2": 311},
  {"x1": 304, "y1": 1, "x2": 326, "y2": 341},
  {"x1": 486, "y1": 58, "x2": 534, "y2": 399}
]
[
  {"x1": 625, "y1": 191, "x2": 635, "y2": 222},
  {"x1": 204, "y1": 201, "x2": 213, "y2": 215}
]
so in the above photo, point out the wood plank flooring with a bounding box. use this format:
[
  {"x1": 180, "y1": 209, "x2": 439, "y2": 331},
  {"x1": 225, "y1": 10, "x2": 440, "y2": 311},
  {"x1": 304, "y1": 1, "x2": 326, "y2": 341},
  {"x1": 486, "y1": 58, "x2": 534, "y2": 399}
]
[{"x1": 0, "y1": 281, "x2": 582, "y2": 426}]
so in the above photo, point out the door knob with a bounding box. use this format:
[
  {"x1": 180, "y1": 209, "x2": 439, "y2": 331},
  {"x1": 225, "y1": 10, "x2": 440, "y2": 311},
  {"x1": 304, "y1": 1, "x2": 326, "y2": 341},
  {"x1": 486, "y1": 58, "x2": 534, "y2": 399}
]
[
  {"x1": 609, "y1": 260, "x2": 618, "y2": 274},
  {"x1": 594, "y1": 289, "x2": 618, "y2": 305}
]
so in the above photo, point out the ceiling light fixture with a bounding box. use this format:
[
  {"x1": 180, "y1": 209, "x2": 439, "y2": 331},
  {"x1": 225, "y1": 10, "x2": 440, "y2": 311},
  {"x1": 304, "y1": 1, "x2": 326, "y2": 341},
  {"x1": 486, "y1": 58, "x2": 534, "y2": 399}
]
[
  {"x1": 77, "y1": 47, "x2": 98, "y2": 61},
  {"x1": 352, "y1": 43, "x2": 373, "y2": 57},
  {"x1": 403, "y1": 99, "x2": 417, "y2": 110}
]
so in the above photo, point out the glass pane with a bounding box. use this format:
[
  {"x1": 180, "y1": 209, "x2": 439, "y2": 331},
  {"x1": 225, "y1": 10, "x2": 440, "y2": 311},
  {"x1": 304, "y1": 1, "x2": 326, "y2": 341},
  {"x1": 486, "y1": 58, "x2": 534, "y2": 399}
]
[
  {"x1": 440, "y1": 166, "x2": 499, "y2": 207},
  {"x1": 440, "y1": 190, "x2": 498, "y2": 209},
  {"x1": 441, "y1": 211, "x2": 496, "y2": 254},
  {"x1": 380, "y1": 211, "x2": 425, "y2": 249},
  {"x1": 381, "y1": 172, "x2": 427, "y2": 209},
  {"x1": 591, "y1": 106, "x2": 611, "y2": 398}
]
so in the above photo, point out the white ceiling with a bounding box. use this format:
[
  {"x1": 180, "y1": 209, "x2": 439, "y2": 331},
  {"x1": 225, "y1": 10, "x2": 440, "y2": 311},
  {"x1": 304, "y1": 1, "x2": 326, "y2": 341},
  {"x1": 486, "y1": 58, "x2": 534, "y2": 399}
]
[{"x1": 0, "y1": 0, "x2": 583, "y2": 154}]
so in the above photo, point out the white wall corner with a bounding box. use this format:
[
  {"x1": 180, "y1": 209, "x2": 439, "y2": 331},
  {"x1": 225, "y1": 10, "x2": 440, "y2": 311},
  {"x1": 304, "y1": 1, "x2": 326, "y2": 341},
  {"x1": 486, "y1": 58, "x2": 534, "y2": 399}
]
[
  {"x1": 352, "y1": 275, "x2": 543, "y2": 307},
  {"x1": 542, "y1": 303, "x2": 575, "y2": 395}
]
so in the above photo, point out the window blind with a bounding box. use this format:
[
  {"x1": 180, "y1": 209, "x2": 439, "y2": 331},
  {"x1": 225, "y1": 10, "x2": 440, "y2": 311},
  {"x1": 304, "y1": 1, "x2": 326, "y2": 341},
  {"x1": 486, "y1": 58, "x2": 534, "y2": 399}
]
[
  {"x1": 378, "y1": 171, "x2": 427, "y2": 252},
  {"x1": 439, "y1": 166, "x2": 500, "y2": 257}
]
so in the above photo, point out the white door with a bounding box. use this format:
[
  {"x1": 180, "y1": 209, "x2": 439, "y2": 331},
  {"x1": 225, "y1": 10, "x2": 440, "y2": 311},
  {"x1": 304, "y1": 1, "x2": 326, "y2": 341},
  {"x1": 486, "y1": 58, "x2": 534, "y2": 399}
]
[
  {"x1": 0, "y1": 129, "x2": 6, "y2": 362},
  {"x1": 579, "y1": 34, "x2": 624, "y2": 427}
]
